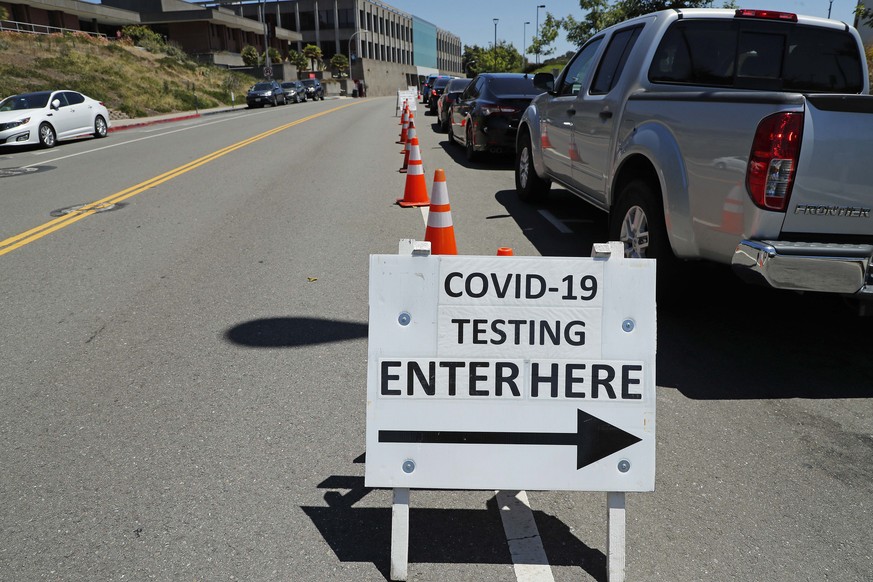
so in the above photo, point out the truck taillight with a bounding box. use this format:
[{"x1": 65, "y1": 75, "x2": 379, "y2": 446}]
[{"x1": 746, "y1": 112, "x2": 803, "y2": 212}]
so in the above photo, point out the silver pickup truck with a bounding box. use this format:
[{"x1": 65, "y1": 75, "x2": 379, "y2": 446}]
[{"x1": 516, "y1": 8, "x2": 873, "y2": 304}]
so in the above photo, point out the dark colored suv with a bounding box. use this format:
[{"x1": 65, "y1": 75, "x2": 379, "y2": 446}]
[
  {"x1": 246, "y1": 80, "x2": 286, "y2": 108},
  {"x1": 300, "y1": 78, "x2": 324, "y2": 101},
  {"x1": 280, "y1": 80, "x2": 307, "y2": 103}
]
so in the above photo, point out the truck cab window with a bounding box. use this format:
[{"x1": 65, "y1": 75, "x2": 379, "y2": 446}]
[{"x1": 557, "y1": 37, "x2": 603, "y2": 97}]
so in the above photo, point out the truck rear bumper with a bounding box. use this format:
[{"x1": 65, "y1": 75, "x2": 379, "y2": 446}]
[{"x1": 732, "y1": 240, "x2": 873, "y2": 295}]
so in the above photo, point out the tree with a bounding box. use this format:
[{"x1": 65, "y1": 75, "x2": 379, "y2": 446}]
[
  {"x1": 241, "y1": 45, "x2": 259, "y2": 66},
  {"x1": 530, "y1": 12, "x2": 562, "y2": 63},
  {"x1": 330, "y1": 53, "x2": 349, "y2": 77},
  {"x1": 302, "y1": 44, "x2": 322, "y2": 71},
  {"x1": 463, "y1": 42, "x2": 523, "y2": 74},
  {"x1": 563, "y1": 0, "x2": 736, "y2": 46},
  {"x1": 263, "y1": 47, "x2": 281, "y2": 65},
  {"x1": 287, "y1": 49, "x2": 307, "y2": 70}
]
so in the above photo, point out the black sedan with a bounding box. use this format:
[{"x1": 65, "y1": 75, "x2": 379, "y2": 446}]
[
  {"x1": 436, "y1": 78, "x2": 471, "y2": 133},
  {"x1": 449, "y1": 73, "x2": 544, "y2": 161},
  {"x1": 246, "y1": 80, "x2": 286, "y2": 108}
]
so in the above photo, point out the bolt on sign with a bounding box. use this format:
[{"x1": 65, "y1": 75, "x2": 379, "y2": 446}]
[{"x1": 365, "y1": 251, "x2": 656, "y2": 492}]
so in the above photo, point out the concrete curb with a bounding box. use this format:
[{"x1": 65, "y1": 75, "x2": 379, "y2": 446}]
[{"x1": 107, "y1": 97, "x2": 350, "y2": 132}]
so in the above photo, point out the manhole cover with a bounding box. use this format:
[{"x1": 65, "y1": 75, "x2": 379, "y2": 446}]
[
  {"x1": 50, "y1": 202, "x2": 122, "y2": 217},
  {"x1": 0, "y1": 167, "x2": 40, "y2": 178}
]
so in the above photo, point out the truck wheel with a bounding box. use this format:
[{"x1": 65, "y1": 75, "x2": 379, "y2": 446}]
[
  {"x1": 611, "y1": 179, "x2": 685, "y2": 304},
  {"x1": 515, "y1": 131, "x2": 551, "y2": 203},
  {"x1": 609, "y1": 180, "x2": 673, "y2": 262}
]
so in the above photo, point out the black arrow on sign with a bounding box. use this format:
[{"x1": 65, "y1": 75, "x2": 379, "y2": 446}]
[{"x1": 378, "y1": 409, "x2": 642, "y2": 470}]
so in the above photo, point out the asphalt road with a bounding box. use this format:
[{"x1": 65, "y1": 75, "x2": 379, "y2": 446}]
[{"x1": 0, "y1": 97, "x2": 871, "y2": 582}]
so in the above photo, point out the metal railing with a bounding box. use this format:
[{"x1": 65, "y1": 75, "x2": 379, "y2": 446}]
[{"x1": 0, "y1": 20, "x2": 106, "y2": 38}]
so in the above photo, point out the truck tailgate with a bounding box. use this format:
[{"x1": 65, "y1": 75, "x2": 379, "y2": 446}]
[{"x1": 784, "y1": 95, "x2": 873, "y2": 238}]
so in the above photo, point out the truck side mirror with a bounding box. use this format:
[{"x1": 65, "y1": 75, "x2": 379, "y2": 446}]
[{"x1": 533, "y1": 72, "x2": 555, "y2": 93}]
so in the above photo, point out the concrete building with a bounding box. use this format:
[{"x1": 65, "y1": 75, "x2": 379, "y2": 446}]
[
  {"x1": 103, "y1": 0, "x2": 301, "y2": 66},
  {"x1": 0, "y1": 0, "x2": 302, "y2": 67},
  {"x1": 0, "y1": 0, "x2": 140, "y2": 34},
  {"x1": 221, "y1": 0, "x2": 463, "y2": 97}
]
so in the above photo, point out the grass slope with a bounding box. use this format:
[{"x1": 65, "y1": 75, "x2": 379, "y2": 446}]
[{"x1": 0, "y1": 31, "x2": 256, "y2": 118}]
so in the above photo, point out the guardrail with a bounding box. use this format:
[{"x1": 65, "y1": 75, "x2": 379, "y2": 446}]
[{"x1": 0, "y1": 20, "x2": 107, "y2": 38}]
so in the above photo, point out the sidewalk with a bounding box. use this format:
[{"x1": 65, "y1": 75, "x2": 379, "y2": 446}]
[
  {"x1": 108, "y1": 105, "x2": 239, "y2": 132},
  {"x1": 108, "y1": 95, "x2": 352, "y2": 132}
]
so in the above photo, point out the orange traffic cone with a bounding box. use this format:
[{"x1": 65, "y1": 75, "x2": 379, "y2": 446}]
[
  {"x1": 402, "y1": 117, "x2": 416, "y2": 154},
  {"x1": 497, "y1": 247, "x2": 514, "y2": 256},
  {"x1": 397, "y1": 107, "x2": 409, "y2": 144},
  {"x1": 424, "y1": 169, "x2": 457, "y2": 255},
  {"x1": 719, "y1": 185, "x2": 745, "y2": 233},
  {"x1": 400, "y1": 120, "x2": 417, "y2": 172},
  {"x1": 397, "y1": 136, "x2": 429, "y2": 207}
]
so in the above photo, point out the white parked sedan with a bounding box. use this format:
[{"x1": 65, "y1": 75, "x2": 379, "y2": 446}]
[{"x1": 0, "y1": 90, "x2": 110, "y2": 149}]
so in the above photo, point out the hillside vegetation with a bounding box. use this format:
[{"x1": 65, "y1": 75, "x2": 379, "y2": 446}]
[{"x1": 0, "y1": 31, "x2": 256, "y2": 119}]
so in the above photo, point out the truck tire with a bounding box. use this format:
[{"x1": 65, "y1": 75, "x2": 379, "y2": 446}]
[
  {"x1": 515, "y1": 130, "x2": 551, "y2": 203},
  {"x1": 610, "y1": 179, "x2": 675, "y2": 262}
]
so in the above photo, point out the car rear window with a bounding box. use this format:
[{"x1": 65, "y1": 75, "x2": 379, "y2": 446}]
[
  {"x1": 489, "y1": 77, "x2": 540, "y2": 96},
  {"x1": 446, "y1": 79, "x2": 471, "y2": 92},
  {"x1": 648, "y1": 19, "x2": 864, "y2": 93},
  {"x1": 433, "y1": 77, "x2": 453, "y2": 89}
]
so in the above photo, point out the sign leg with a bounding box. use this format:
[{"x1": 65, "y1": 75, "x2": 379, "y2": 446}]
[
  {"x1": 390, "y1": 487, "x2": 410, "y2": 581},
  {"x1": 607, "y1": 492, "x2": 626, "y2": 582}
]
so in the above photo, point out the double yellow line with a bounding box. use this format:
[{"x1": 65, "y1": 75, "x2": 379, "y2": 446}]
[{"x1": 0, "y1": 103, "x2": 359, "y2": 257}]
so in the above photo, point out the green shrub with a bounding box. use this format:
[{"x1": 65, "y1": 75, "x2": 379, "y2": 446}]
[
  {"x1": 121, "y1": 25, "x2": 164, "y2": 48},
  {"x1": 266, "y1": 47, "x2": 281, "y2": 64},
  {"x1": 241, "y1": 45, "x2": 259, "y2": 66}
]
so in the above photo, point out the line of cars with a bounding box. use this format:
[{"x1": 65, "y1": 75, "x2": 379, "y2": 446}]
[
  {"x1": 426, "y1": 72, "x2": 546, "y2": 163},
  {"x1": 246, "y1": 78, "x2": 325, "y2": 108}
]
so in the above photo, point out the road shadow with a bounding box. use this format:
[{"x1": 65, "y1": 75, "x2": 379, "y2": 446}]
[
  {"x1": 493, "y1": 188, "x2": 873, "y2": 400},
  {"x1": 432, "y1": 137, "x2": 516, "y2": 171},
  {"x1": 303, "y1": 472, "x2": 607, "y2": 581},
  {"x1": 224, "y1": 316, "x2": 367, "y2": 348}
]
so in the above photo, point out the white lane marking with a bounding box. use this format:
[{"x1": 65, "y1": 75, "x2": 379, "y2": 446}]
[
  {"x1": 20, "y1": 113, "x2": 254, "y2": 169},
  {"x1": 497, "y1": 490, "x2": 556, "y2": 582},
  {"x1": 538, "y1": 210, "x2": 573, "y2": 234}
]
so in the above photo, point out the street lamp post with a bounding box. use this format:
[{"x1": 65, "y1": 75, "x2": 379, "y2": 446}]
[
  {"x1": 260, "y1": 0, "x2": 271, "y2": 76},
  {"x1": 536, "y1": 4, "x2": 545, "y2": 64},
  {"x1": 493, "y1": 18, "x2": 499, "y2": 49},
  {"x1": 348, "y1": 29, "x2": 369, "y2": 90},
  {"x1": 523, "y1": 21, "x2": 530, "y2": 67}
]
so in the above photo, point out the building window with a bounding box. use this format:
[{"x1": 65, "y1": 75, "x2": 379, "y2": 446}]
[
  {"x1": 318, "y1": 10, "x2": 334, "y2": 28},
  {"x1": 299, "y1": 11, "x2": 315, "y2": 31},
  {"x1": 336, "y1": 8, "x2": 352, "y2": 28}
]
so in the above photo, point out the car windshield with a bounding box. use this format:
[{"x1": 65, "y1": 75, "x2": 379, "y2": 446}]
[
  {"x1": 252, "y1": 83, "x2": 273, "y2": 91},
  {"x1": 301, "y1": 80, "x2": 317, "y2": 87},
  {"x1": 0, "y1": 92, "x2": 51, "y2": 111},
  {"x1": 489, "y1": 77, "x2": 540, "y2": 96}
]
